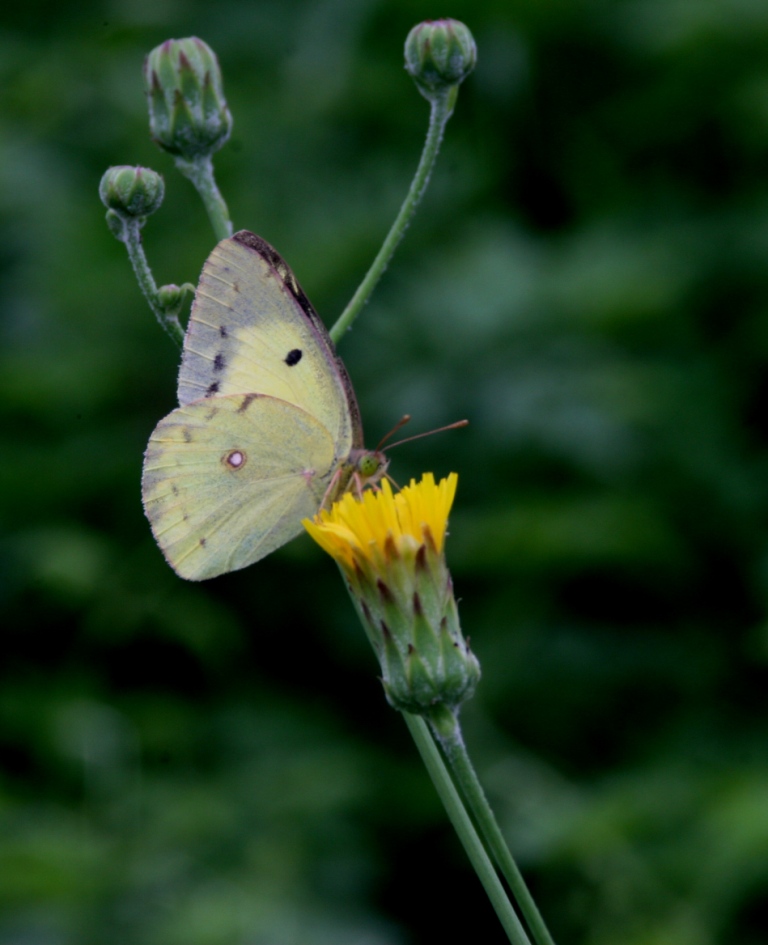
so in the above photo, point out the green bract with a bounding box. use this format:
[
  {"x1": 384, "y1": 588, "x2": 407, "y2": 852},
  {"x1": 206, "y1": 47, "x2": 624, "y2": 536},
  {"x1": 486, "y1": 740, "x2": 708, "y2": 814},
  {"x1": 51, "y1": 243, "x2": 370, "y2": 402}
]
[{"x1": 368, "y1": 551, "x2": 482, "y2": 715}]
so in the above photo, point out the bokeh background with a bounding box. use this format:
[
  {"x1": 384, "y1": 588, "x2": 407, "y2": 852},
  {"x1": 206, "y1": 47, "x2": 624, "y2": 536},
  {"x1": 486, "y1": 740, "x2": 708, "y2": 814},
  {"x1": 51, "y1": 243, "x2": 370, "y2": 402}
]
[{"x1": 3, "y1": 1, "x2": 768, "y2": 943}]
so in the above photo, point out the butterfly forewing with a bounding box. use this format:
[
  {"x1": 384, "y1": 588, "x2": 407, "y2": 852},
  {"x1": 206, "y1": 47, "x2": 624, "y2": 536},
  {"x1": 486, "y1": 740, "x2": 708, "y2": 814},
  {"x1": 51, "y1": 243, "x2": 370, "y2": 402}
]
[{"x1": 178, "y1": 231, "x2": 363, "y2": 453}]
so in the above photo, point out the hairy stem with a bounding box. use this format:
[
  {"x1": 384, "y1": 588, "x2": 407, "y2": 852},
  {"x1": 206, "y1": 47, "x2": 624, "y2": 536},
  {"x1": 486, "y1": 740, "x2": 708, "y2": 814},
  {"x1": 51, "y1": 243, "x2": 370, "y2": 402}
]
[
  {"x1": 121, "y1": 217, "x2": 183, "y2": 344},
  {"x1": 330, "y1": 89, "x2": 454, "y2": 344},
  {"x1": 175, "y1": 154, "x2": 233, "y2": 242}
]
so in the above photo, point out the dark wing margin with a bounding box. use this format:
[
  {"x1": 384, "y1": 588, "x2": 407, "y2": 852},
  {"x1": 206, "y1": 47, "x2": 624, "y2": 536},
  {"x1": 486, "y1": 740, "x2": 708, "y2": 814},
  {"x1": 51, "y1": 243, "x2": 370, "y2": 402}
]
[{"x1": 231, "y1": 230, "x2": 364, "y2": 448}]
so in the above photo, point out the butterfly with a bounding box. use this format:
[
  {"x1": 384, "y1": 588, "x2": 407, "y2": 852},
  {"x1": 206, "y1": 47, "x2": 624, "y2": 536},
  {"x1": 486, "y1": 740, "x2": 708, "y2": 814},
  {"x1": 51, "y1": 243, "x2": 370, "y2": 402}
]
[{"x1": 141, "y1": 230, "x2": 386, "y2": 580}]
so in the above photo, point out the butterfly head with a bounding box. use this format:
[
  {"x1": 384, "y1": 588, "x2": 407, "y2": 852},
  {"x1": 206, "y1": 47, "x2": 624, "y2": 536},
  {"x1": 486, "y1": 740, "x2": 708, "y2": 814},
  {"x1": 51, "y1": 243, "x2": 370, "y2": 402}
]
[{"x1": 352, "y1": 448, "x2": 389, "y2": 489}]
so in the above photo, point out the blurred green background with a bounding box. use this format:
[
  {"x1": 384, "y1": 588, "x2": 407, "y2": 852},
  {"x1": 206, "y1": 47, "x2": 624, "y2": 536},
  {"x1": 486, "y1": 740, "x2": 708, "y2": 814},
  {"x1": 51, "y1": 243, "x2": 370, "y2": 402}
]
[{"x1": 3, "y1": 1, "x2": 768, "y2": 943}]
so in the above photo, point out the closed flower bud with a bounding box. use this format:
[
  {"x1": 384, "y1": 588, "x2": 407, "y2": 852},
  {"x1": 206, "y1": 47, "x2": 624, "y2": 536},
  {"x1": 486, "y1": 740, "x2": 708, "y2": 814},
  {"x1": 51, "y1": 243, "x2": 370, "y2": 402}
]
[
  {"x1": 157, "y1": 283, "x2": 185, "y2": 309},
  {"x1": 405, "y1": 19, "x2": 477, "y2": 101},
  {"x1": 144, "y1": 37, "x2": 232, "y2": 159},
  {"x1": 99, "y1": 165, "x2": 165, "y2": 218},
  {"x1": 304, "y1": 474, "x2": 480, "y2": 715}
]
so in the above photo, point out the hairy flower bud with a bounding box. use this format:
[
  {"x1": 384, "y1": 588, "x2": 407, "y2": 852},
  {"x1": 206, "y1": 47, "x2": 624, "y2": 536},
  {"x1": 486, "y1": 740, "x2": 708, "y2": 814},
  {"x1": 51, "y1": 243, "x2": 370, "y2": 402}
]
[
  {"x1": 144, "y1": 37, "x2": 232, "y2": 159},
  {"x1": 404, "y1": 19, "x2": 477, "y2": 101},
  {"x1": 99, "y1": 166, "x2": 165, "y2": 218},
  {"x1": 157, "y1": 283, "x2": 185, "y2": 310}
]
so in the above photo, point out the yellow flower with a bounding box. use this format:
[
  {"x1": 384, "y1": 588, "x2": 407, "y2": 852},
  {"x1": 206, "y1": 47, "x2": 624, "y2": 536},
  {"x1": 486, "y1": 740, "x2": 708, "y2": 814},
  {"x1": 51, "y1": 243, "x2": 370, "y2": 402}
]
[{"x1": 304, "y1": 472, "x2": 479, "y2": 715}]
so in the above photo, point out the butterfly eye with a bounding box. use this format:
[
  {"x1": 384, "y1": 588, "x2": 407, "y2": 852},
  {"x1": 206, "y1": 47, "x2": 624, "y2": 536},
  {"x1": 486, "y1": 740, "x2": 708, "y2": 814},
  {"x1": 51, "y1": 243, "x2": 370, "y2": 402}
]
[
  {"x1": 358, "y1": 452, "x2": 383, "y2": 480},
  {"x1": 223, "y1": 449, "x2": 247, "y2": 470}
]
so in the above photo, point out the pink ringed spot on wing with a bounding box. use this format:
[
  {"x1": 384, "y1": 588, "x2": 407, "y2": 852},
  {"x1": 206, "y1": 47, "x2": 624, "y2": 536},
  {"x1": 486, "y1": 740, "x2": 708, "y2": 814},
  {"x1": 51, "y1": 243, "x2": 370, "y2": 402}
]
[{"x1": 223, "y1": 449, "x2": 247, "y2": 470}]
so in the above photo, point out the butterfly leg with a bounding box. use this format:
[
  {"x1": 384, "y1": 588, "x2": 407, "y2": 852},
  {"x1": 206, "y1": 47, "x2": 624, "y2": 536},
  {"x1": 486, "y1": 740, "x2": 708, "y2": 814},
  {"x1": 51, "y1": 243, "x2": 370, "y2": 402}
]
[
  {"x1": 383, "y1": 472, "x2": 401, "y2": 492},
  {"x1": 319, "y1": 463, "x2": 355, "y2": 510}
]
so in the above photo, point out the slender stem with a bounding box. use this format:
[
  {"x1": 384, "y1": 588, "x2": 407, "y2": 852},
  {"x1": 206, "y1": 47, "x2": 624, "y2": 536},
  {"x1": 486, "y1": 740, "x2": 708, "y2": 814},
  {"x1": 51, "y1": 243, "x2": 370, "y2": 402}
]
[
  {"x1": 427, "y1": 706, "x2": 557, "y2": 945},
  {"x1": 329, "y1": 88, "x2": 454, "y2": 344},
  {"x1": 403, "y1": 713, "x2": 533, "y2": 945},
  {"x1": 175, "y1": 154, "x2": 233, "y2": 242},
  {"x1": 121, "y1": 217, "x2": 183, "y2": 345}
]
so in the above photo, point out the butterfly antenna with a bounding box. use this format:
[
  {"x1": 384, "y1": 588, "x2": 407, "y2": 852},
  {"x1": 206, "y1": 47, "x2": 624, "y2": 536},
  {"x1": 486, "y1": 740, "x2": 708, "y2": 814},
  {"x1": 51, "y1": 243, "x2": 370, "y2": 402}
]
[
  {"x1": 376, "y1": 415, "x2": 412, "y2": 451},
  {"x1": 385, "y1": 419, "x2": 469, "y2": 451}
]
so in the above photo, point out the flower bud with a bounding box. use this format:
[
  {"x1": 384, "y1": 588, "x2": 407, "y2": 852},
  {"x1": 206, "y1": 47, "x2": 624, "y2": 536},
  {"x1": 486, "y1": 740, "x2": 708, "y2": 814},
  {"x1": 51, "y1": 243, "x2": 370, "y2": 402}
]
[
  {"x1": 157, "y1": 283, "x2": 184, "y2": 310},
  {"x1": 99, "y1": 165, "x2": 165, "y2": 218},
  {"x1": 157, "y1": 282, "x2": 194, "y2": 318},
  {"x1": 144, "y1": 37, "x2": 232, "y2": 159},
  {"x1": 404, "y1": 19, "x2": 477, "y2": 101}
]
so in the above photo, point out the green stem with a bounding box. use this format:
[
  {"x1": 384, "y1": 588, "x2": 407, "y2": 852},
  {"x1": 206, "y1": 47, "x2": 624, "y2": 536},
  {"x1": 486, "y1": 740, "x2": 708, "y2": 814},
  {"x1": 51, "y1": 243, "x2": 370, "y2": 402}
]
[
  {"x1": 175, "y1": 154, "x2": 233, "y2": 242},
  {"x1": 120, "y1": 217, "x2": 184, "y2": 345},
  {"x1": 329, "y1": 88, "x2": 455, "y2": 344},
  {"x1": 427, "y1": 706, "x2": 557, "y2": 945},
  {"x1": 403, "y1": 713, "x2": 533, "y2": 945}
]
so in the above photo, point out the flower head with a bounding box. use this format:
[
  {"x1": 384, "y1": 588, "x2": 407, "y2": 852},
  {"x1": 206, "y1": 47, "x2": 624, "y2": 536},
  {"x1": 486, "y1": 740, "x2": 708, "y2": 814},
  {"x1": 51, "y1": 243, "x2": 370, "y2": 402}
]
[{"x1": 304, "y1": 473, "x2": 480, "y2": 715}]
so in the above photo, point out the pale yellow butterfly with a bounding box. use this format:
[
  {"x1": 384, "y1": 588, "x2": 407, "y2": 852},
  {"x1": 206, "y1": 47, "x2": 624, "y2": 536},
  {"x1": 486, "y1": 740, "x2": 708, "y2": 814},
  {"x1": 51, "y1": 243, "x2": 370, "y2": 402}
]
[{"x1": 142, "y1": 231, "x2": 385, "y2": 580}]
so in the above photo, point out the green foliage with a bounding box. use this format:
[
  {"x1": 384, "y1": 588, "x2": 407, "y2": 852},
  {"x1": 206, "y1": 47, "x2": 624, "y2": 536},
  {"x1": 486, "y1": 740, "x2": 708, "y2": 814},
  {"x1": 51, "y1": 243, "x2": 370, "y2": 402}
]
[{"x1": 2, "y1": 0, "x2": 768, "y2": 943}]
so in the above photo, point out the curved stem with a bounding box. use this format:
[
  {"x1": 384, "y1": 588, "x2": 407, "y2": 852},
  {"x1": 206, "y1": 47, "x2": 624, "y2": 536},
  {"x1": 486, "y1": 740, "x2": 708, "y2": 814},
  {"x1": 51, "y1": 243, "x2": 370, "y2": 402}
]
[
  {"x1": 175, "y1": 154, "x2": 233, "y2": 242},
  {"x1": 427, "y1": 706, "x2": 557, "y2": 945},
  {"x1": 403, "y1": 713, "x2": 532, "y2": 945},
  {"x1": 329, "y1": 88, "x2": 454, "y2": 344},
  {"x1": 121, "y1": 217, "x2": 183, "y2": 345}
]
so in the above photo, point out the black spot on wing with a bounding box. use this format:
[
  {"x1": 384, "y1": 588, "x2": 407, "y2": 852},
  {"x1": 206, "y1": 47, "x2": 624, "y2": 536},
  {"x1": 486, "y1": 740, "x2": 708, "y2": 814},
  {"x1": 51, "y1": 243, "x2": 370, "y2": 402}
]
[
  {"x1": 219, "y1": 326, "x2": 228, "y2": 338},
  {"x1": 285, "y1": 348, "x2": 302, "y2": 366},
  {"x1": 199, "y1": 537, "x2": 207, "y2": 547},
  {"x1": 213, "y1": 353, "x2": 226, "y2": 372},
  {"x1": 206, "y1": 381, "x2": 220, "y2": 396}
]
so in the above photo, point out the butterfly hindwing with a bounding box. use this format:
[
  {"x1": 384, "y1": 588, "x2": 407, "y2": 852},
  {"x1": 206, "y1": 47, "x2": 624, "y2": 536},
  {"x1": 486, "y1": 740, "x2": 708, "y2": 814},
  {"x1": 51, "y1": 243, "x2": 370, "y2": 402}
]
[{"x1": 142, "y1": 393, "x2": 339, "y2": 581}]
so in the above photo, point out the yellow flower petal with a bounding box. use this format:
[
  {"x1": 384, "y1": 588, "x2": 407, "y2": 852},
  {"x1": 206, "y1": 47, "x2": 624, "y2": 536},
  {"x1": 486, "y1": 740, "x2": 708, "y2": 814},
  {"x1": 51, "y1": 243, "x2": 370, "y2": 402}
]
[{"x1": 303, "y1": 472, "x2": 458, "y2": 568}]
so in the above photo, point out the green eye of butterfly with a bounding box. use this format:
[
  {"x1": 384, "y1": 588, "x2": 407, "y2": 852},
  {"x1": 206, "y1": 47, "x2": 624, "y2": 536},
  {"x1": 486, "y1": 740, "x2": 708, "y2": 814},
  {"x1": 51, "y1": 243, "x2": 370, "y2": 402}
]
[
  {"x1": 141, "y1": 230, "x2": 383, "y2": 581},
  {"x1": 357, "y1": 451, "x2": 383, "y2": 480}
]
